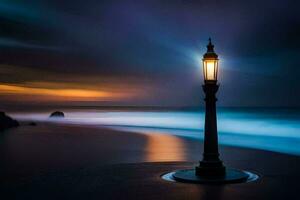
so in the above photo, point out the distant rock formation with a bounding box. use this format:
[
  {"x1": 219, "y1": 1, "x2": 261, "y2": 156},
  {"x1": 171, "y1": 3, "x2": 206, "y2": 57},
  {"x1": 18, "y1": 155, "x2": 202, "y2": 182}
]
[
  {"x1": 0, "y1": 112, "x2": 19, "y2": 131},
  {"x1": 49, "y1": 111, "x2": 65, "y2": 118},
  {"x1": 28, "y1": 122, "x2": 37, "y2": 126}
]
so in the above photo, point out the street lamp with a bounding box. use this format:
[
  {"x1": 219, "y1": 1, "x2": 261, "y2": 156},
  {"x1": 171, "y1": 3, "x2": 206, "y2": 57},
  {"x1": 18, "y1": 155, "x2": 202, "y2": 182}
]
[
  {"x1": 196, "y1": 38, "x2": 225, "y2": 177},
  {"x1": 172, "y1": 38, "x2": 249, "y2": 183}
]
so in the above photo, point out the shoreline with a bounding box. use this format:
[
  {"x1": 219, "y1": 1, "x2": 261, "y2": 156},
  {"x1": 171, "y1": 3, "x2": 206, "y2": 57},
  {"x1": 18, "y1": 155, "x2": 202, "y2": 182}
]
[{"x1": 9, "y1": 108, "x2": 300, "y2": 157}]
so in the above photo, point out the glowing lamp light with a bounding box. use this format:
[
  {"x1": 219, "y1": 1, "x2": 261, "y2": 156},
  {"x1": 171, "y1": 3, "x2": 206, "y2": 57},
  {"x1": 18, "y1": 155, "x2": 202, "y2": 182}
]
[{"x1": 202, "y1": 38, "x2": 219, "y2": 83}]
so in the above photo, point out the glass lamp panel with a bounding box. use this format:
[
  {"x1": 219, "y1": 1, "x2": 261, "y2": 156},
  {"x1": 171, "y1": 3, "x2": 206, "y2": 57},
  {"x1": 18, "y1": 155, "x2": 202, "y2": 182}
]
[
  {"x1": 203, "y1": 60, "x2": 217, "y2": 81},
  {"x1": 215, "y1": 60, "x2": 219, "y2": 81}
]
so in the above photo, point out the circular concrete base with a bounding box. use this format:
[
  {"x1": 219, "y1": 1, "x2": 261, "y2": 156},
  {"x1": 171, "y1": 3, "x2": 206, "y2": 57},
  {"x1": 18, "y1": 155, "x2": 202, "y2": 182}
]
[{"x1": 172, "y1": 168, "x2": 250, "y2": 184}]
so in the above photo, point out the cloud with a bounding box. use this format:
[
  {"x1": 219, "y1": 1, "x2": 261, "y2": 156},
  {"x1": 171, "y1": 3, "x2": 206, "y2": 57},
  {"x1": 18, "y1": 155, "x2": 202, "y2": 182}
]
[{"x1": 0, "y1": 0, "x2": 299, "y2": 107}]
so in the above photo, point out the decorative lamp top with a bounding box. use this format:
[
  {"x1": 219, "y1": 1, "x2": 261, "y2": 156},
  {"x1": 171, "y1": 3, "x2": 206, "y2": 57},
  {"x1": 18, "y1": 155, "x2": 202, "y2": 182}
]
[{"x1": 203, "y1": 38, "x2": 218, "y2": 59}]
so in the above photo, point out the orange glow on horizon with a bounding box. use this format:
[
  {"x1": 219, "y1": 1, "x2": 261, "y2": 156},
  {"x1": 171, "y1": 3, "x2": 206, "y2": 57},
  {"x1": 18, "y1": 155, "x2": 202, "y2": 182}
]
[
  {"x1": 0, "y1": 84, "x2": 137, "y2": 101},
  {"x1": 0, "y1": 65, "x2": 153, "y2": 103}
]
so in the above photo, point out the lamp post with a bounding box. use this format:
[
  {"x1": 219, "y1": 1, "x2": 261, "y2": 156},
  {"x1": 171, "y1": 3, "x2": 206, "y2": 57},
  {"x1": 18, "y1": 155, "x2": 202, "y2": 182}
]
[
  {"x1": 195, "y1": 38, "x2": 225, "y2": 177},
  {"x1": 172, "y1": 38, "x2": 249, "y2": 183}
]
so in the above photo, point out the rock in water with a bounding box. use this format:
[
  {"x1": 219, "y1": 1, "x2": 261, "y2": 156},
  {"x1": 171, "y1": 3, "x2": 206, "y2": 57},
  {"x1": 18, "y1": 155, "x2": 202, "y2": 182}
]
[
  {"x1": 0, "y1": 112, "x2": 19, "y2": 131},
  {"x1": 49, "y1": 111, "x2": 65, "y2": 118},
  {"x1": 28, "y1": 122, "x2": 37, "y2": 126}
]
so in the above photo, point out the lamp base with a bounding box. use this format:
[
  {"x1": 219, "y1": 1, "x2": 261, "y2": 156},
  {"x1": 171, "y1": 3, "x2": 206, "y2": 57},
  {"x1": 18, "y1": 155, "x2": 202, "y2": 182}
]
[
  {"x1": 196, "y1": 160, "x2": 226, "y2": 176},
  {"x1": 172, "y1": 168, "x2": 249, "y2": 184}
]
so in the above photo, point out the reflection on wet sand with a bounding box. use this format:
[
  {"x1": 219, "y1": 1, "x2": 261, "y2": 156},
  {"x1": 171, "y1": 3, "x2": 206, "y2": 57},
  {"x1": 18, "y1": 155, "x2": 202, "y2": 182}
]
[{"x1": 144, "y1": 132, "x2": 187, "y2": 162}]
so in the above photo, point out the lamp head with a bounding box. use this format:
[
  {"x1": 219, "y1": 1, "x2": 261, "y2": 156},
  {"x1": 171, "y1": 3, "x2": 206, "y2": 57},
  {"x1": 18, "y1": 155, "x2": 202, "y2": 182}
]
[{"x1": 202, "y1": 38, "x2": 219, "y2": 83}]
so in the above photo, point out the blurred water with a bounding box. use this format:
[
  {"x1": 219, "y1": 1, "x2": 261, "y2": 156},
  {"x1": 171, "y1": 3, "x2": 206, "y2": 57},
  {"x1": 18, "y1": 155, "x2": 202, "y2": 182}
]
[{"x1": 10, "y1": 108, "x2": 300, "y2": 156}]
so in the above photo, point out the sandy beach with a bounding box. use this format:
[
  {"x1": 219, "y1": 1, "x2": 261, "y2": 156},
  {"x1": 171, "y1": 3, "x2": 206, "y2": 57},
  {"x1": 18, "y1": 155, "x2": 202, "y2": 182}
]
[
  {"x1": 1, "y1": 122, "x2": 199, "y2": 177},
  {"x1": 1, "y1": 122, "x2": 300, "y2": 199}
]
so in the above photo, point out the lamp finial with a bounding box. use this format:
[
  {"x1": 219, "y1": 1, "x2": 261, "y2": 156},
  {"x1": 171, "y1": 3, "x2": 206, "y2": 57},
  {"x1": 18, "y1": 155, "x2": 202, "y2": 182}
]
[{"x1": 207, "y1": 38, "x2": 214, "y2": 52}]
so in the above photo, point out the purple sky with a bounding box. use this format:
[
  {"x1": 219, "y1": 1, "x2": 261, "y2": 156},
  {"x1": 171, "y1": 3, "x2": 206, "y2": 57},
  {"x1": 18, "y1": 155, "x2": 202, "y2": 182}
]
[{"x1": 0, "y1": 0, "x2": 299, "y2": 107}]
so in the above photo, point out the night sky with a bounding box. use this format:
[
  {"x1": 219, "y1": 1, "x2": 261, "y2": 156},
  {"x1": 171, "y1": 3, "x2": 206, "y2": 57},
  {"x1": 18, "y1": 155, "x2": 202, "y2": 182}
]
[{"x1": 0, "y1": 0, "x2": 299, "y2": 107}]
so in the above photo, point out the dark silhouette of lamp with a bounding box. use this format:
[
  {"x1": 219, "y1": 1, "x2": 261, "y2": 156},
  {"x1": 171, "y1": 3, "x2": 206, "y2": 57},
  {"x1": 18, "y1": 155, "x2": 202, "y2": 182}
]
[{"x1": 172, "y1": 38, "x2": 250, "y2": 183}]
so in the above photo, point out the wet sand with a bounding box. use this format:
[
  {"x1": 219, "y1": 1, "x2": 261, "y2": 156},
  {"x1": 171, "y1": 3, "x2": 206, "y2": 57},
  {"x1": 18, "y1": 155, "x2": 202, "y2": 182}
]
[{"x1": 1, "y1": 122, "x2": 300, "y2": 199}]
